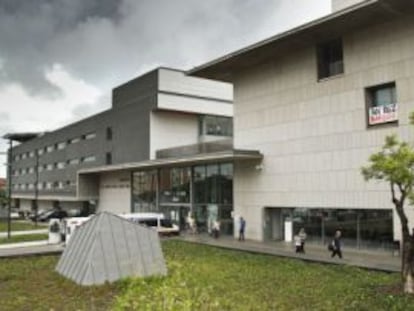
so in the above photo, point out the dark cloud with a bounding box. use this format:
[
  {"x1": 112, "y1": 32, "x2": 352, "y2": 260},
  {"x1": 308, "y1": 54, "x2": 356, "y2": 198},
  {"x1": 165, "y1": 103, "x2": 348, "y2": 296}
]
[{"x1": 0, "y1": 0, "x2": 284, "y2": 96}]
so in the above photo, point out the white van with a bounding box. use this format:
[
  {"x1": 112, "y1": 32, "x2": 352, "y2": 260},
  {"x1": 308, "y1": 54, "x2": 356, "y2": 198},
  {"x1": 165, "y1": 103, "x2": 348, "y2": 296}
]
[
  {"x1": 120, "y1": 213, "x2": 180, "y2": 236},
  {"x1": 63, "y1": 216, "x2": 94, "y2": 244}
]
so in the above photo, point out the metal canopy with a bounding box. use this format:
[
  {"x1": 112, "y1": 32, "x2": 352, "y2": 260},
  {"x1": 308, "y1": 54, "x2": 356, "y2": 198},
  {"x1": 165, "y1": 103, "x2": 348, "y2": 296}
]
[
  {"x1": 2, "y1": 132, "x2": 41, "y2": 143},
  {"x1": 78, "y1": 149, "x2": 263, "y2": 175}
]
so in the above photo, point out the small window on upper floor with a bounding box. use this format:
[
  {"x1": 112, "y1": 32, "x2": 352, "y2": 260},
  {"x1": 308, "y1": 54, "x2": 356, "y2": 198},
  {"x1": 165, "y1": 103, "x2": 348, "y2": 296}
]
[
  {"x1": 84, "y1": 132, "x2": 96, "y2": 140},
  {"x1": 57, "y1": 142, "x2": 66, "y2": 150},
  {"x1": 366, "y1": 82, "x2": 398, "y2": 127},
  {"x1": 82, "y1": 155, "x2": 96, "y2": 163},
  {"x1": 106, "y1": 152, "x2": 112, "y2": 165},
  {"x1": 317, "y1": 38, "x2": 344, "y2": 80},
  {"x1": 106, "y1": 127, "x2": 112, "y2": 140}
]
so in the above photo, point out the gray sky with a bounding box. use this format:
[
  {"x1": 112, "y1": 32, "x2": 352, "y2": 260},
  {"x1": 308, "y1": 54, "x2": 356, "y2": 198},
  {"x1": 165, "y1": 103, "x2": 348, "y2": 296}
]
[{"x1": 0, "y1": 0, "x2": 331, "y2": 177}]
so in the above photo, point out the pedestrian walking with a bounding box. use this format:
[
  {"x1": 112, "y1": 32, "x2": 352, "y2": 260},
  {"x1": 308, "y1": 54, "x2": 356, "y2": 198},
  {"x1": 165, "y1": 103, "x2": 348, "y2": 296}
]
[
  {"x1": 330, "y1": 230, "x2": 343, "y2": 259},
  {"x1": 239, "y1": 217, "x2": 246, "y2": 241},
  {"x1": 294, "y1": 234, "x2": 302, "y2": 253},
  {"x1": 298, "y1": 227, "x2": 307, "y2": 253},
  {"x1": 212, "y1": 220, "x2": 220, "y2": 238}
]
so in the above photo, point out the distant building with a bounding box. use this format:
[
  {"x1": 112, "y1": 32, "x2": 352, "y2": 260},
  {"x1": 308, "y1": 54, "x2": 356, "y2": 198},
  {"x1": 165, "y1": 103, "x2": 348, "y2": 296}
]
[{"x1": 5, "y1": 68, "x2": 260, "y2": 233}]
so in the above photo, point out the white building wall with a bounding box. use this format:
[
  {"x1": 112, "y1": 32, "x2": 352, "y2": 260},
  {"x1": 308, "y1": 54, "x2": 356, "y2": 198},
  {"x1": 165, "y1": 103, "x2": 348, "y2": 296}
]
[
  {"x1": 149, "y1": 111, "x2": 199, "y2": 160},
  {"x1": 233, "y1": 16, "x2": 414, "y2": 241},
  {"x1": 97, "y1": 171, "x2": 131, "y2": 214},
  {"x1": 157, "y1": 93, "x2": 232, "y2": 117},
  {"x1": 158, "y1": 68, "x2": 233, "y2": 102}
]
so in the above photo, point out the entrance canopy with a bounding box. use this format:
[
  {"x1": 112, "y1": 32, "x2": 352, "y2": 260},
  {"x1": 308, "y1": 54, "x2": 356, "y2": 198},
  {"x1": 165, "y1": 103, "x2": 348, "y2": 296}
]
[{"x1": 78, "y1": 149, "x2": 262, "y2": 176}]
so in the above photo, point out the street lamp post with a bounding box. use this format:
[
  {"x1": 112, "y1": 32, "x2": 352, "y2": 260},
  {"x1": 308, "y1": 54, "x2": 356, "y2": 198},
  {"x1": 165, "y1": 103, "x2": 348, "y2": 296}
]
[
  {"x1": 34, "y1": 149, "x2": 39, "y2": 227},
  {"x1": 6, "y1": 139, "x2": 13, "y2": 239}
]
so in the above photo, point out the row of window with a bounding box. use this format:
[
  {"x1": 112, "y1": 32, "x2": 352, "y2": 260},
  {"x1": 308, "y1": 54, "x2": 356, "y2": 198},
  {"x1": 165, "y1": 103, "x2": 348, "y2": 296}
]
[
  {"x1": 13, "y1": 180, "x2": 76, "y2": 191},
  {"x1": 12, "y1": 156, "x2": 96, "y2": 176},
  {"x1": 318, "y1": 38, "x2": 397, "y2": 127},
  {"x1": 13, "y1": 131, "x2": 100, "y2": 162}
]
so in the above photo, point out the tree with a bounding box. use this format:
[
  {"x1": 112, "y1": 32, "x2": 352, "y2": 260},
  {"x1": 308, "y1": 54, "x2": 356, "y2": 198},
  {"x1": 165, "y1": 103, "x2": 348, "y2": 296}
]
[{"x1": 361, "y1": 132, "x2": 414, "y2": 294}]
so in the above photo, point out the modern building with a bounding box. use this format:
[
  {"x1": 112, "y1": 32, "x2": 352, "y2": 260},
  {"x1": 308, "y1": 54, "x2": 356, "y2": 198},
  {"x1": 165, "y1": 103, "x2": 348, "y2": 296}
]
[
  {"x1": 189, "y1": 0, "x2": 414, "y2": 249},
  {"x1": 4, "y1": 68, "x2": 260, "y2": 232}
]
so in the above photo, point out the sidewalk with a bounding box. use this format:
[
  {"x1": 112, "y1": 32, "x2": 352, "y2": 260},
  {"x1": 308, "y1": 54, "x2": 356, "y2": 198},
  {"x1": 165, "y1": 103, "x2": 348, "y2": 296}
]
[
  {"x1": 179, "y1": 234, "x2": 401, "y2": 273},
  {"x1": 0, "y1": 232, "x2": 402, "y2": 272}
]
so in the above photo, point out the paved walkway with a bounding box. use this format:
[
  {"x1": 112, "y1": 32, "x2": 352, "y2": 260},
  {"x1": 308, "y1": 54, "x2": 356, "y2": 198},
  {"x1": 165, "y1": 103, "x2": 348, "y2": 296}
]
[
  {"x1": 0, "y1": 233, "x2": 402, "y2": 273},
  {"x1": 179, "y1": 234, "x2": 401, "y2": 273}
]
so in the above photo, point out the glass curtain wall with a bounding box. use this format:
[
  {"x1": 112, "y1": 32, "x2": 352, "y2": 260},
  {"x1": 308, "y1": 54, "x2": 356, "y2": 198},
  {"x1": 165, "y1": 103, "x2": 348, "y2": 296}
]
[
  {"x1": 131, "y1": 163, "x2": 234, "y2": 235},
  {"x1": 193, "y1": 163, "x2": 233, "y2": 235},
  {"x1": 131, "y1": 170, "x2": 157, "y2": 213},
  {"x1": 159, "y1": 167, "x2": 191, "y2": 229},
  {"x1": 291, "y1": 208, "x2": 393, "y2": 249}
]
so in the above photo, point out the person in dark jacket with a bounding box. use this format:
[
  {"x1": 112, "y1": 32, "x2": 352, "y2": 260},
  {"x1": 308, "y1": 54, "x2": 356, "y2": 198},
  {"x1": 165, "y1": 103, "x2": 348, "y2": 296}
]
[
  {"x1": 239, "y1": 217, "x2": 246, "y2": 241},
  {"x1": 331, "y1": 230, "x2": 343, "y2": 258}
]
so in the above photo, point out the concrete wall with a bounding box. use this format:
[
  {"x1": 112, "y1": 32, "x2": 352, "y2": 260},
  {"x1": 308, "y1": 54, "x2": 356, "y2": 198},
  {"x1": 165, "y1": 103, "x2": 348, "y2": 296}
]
[
  {"x1": 97, "y1": 171, "x2": 131, "y2": 214},
  {"x1": 233, "y1": 16, "x2": 414, "y2": 241},
  {"x1": 149, "y1": 111, "x2": 199, "y2": 159}
]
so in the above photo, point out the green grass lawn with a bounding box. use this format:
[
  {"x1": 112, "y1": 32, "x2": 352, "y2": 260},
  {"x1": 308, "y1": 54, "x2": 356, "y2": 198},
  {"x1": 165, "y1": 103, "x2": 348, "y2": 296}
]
[
  {"x1": 0, "y1": 233, "x2": 48, "y2": 244},
  {"x1": 0, "y1": 240, "x2": 413, "y2": 311},
  {"x1": 0, "y1": 220, "x2": 47, "y2": 232}
]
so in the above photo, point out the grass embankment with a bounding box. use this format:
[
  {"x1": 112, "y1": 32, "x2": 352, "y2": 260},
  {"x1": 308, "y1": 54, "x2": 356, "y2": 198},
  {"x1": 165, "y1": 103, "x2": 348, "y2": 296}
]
[
  {"x1": 0, "y1": 256, "x2": 121, "y2": 311},
  {"x1": 0, "y1": 220, "x2": 46, "y2": 232},
  {"x1": 0, "y1": 233, "x2": 48, "y2": 244},
  {"x1": 0, "y1": 240, "x2": 413, "y2": 310},
  {"x1": 114, "y1": 241, "x2": 414, "y2": 310}
]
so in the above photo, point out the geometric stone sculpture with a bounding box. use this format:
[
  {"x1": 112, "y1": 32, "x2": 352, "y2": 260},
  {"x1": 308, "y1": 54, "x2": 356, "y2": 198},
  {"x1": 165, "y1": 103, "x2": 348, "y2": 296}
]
[{"x1": 56, "y1": 211, "x2": 167, "y2": 286}]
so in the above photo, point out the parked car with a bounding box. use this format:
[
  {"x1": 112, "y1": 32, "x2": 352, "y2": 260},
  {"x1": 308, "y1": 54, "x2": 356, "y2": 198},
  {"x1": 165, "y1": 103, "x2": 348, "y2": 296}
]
[
  {"x1": 28, "y1": 209, "x2": 47, "y2": 222},
  {"x1": 37, "y1": 210, "x2": 68, "y2": 222}
]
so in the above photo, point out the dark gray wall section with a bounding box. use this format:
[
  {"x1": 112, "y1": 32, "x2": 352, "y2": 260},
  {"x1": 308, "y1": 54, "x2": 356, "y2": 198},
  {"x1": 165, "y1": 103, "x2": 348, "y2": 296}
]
[
  {"x1": 112, "y1": 69, "x2": 158, "y2": 110},
  {"x1": 11, "y1": 72, "x2": 158, "y2": 198}
]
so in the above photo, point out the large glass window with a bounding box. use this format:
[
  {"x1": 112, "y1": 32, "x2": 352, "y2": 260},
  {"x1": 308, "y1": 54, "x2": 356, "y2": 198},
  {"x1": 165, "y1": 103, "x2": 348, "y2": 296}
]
[
  {"x1": 132, "y1": 170, "x2": 158, "y2": 213},
  {"x1": 159, "y1": 167, "x2": 191, "y2": 204},
  {"x1": 291, "y1": 208, "x2": 393, "y2": 250},
  {"x1": 199, "y1": 115, "x2": 233, "y2": 137}
]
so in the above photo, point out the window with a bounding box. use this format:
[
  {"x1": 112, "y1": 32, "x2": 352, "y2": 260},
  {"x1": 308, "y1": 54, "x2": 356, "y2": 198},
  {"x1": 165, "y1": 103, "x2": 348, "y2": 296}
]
[
  {"x1": 366, "y1": 82, "x2": 397, "y2": 126},
  {"x1": 57, "y1": 142, "x2": 66, "y2": 150},
  {"x1": 199, "y1": 115, "x2": 233, "y2": 137},
  {"x1": 46, "y1": 164, "x2": 54, "y2": 171},
  {"x1": 28, "y1": 167, "x2": 35, "y2": 174},
  {"x1": 70, "y1": 137, "x2": 81, "y2": 144},
  {"x1": 84, "y1": 132, "x2": 96, "y2": 140},
  {"x1": 68, "y1": 158, "x2": 80, "y2": 165},
  {"x1": 106, "y1": 127, "x2": 113, "y2": 140},
  {"x1": 57, "y1": 162, "x2": 66, "y2": 169},
  {"x1": 29, "y1": 151, "x2": 35, "y2": 158},
  {"x1": 47, "y1": 145, "x2": 54, "y2": 153},
  {"x1": 106, "y1": 152, "x2": 112, "y2": 165},
  {"x1": 317, "y1": 38, "x2": 344, "y2": 80},
  {"x1": 38, "y1": 149, "x2": 44, "y2": 156},
  {"x1": 21, "y1": 153, "x2": 27, "y2": 159},
  {"x1": 82, "y1": 156, "x2": 96, "y2": 163}
]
